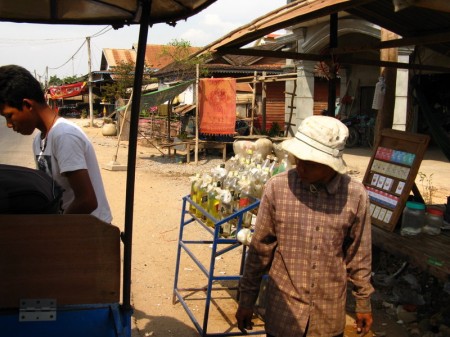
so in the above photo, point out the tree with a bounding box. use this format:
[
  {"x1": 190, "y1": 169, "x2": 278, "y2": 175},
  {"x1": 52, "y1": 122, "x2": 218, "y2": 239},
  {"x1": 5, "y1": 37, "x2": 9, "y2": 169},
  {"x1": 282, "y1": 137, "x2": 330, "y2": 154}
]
[
  {"x1": 160, "y1": 39, "x2": 210, "y2": 81},
  {"x1": 48, "y1": 75, "x2": 83, "y2": 87},
  {"x1": 48, "y1": 75, "x2": 63, "y2": 86},
  {"x1": 63, "y1": 75, "x2": 81, "y2": 84},
  {"x1": 101, "y1": 61, "x2": 156, "y2": 103}
]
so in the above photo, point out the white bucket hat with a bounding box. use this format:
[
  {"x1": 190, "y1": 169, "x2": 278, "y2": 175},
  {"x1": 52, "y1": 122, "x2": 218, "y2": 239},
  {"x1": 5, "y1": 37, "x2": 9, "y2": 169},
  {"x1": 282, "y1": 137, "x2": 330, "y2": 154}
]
[{"x1": 282, "y1": 115, "x2": 349, "y2": 174}]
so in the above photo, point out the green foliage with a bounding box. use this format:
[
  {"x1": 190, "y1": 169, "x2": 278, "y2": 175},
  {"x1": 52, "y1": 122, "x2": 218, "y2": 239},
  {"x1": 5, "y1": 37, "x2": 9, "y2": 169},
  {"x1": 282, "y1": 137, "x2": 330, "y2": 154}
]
[
  {"x1": 48, "y1": 75, "x2": 83, "y2": 87},
  {"x1": 140, "y1": 108, "x2": 150, "y2": 118},
  {"x1": 160, "y1": 39, "x2": 210, "y2": 80},
  {"x1": 102, "y1": 61, "x2": 156, "y2": 103},
  {"x1": 258, "y1": 122, "x2": 283, "y2": 137},
  {"x1": 48, "y1": 75, "x2": 63, "y2": 86},
  {"x1": 268, "y1": 122, "x2": 282, "y2": 137},
  {"x1": 63, "y1": 75, "x2": 81, "y2": 84}
]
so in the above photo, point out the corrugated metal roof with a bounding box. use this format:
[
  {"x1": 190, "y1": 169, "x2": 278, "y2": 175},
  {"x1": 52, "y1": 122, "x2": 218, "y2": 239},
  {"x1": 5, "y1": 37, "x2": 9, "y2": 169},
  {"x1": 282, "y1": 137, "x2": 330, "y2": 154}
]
[
  {"x1": 222, "y1": 41, "x2": 287, "y2": 66},
  {"x1": 101, "y1": 44, "x2": 202, "y2": 73},
  {"x1": 103, "y1": 48, "x2": 136, "y2": 69}
]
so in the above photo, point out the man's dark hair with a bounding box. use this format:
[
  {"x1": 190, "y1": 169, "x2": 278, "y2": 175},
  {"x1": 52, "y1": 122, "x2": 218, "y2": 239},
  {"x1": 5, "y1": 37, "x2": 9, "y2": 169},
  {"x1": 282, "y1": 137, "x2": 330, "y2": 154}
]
[{"x1": 0, "y1": 65, "x2": 46, "y2": 110}]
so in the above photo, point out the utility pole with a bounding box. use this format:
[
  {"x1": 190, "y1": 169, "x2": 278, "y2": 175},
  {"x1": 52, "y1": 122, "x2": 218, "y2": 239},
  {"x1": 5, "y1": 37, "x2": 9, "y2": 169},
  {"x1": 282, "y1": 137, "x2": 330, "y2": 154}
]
[
  {"x1": 86, "y1": 36, "x2": 94, "y2": 127},
  {"x1": 44, "y1": 66, "x2": 49, "y2": 91}
]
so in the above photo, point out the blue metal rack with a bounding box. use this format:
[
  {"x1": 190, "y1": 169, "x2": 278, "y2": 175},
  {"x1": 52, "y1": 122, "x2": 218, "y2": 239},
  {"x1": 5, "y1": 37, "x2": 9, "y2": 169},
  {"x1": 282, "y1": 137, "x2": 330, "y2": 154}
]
[{"x1": 173, "y1": 195, "x2": 264, "y2": 337}]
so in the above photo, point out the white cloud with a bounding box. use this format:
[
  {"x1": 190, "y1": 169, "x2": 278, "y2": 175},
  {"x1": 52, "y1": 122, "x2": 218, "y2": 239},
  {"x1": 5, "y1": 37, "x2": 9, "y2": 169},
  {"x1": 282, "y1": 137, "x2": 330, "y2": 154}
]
[
  {"x1": 202, "y1": 13, "x2": 239, "y2": 33},
  {"x1": 178, "y1": 28, "x2": 212, "y2": 47}
]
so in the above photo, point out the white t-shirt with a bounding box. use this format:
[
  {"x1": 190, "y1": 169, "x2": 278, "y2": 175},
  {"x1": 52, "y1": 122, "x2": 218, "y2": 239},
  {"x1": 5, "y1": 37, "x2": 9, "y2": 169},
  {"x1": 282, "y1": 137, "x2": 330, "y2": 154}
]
[{"x1": 33, "y1": 118, "x2": 112, "y2": 223}]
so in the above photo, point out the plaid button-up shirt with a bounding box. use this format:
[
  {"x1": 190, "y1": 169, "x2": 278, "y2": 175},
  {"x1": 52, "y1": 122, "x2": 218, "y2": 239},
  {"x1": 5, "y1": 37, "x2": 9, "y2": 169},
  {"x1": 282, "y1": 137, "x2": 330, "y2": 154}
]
[{"x1": 239, "y1": 169, "x2": 374, "y2": 337}]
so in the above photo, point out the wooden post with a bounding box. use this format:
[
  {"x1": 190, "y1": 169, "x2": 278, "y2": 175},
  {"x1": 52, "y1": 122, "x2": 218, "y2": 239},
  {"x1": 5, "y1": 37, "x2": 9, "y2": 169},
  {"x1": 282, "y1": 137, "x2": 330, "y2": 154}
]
[
  {"x1": 195, "y1": 64, "x2": 199, "y2": 165},
  {"x1": 374, "y1": 29, "x2": 398, "y2": 142},
  {"x1": 262, "y1": 71, "x2": 267, "y2": 132},
  {"x1": 327, "y1": 13, "x2": 338, "y2": 117},
  {"x1": 250, "y1": 71, "x2": 257, "y2": 135},
  {"x1": 167, "y1": 99, "x2": 172, "y2": 145}
]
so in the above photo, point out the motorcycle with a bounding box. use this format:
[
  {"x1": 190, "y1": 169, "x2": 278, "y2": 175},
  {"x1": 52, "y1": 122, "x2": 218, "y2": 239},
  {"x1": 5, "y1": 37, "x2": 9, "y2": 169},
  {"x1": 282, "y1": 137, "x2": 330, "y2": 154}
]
[{"x1": 340, "y1": 114, "x2": 375, "y2": 148}]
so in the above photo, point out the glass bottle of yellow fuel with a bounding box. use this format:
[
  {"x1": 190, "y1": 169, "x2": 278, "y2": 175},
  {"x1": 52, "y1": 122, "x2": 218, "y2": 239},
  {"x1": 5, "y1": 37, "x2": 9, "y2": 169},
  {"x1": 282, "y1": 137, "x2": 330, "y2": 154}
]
[
  {"x1": 237, "y1": 179, "x2": 253, "y2": 228},
  {"x1": 197, "y1": 174, "x2": 212, "y2": 220},
  {"x1": 189, "y1": 173, "x2": 201, "y2": 214},
  {"x1": 206, "y1": 182, "x2": 222, "y2": 228}
]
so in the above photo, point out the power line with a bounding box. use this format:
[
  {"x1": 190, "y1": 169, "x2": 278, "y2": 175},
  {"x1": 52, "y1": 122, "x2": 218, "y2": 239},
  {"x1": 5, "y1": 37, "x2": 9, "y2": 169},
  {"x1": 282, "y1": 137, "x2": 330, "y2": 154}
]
[
  {"x1": 48, "y1": 40, "x2": 86, "y2": 70},
  {"x1": 91, "y1": 26, "x2": 113, "y2": 38},
  {"x1": 46, "y1": 26, "x2": 111, "y2": 75}
]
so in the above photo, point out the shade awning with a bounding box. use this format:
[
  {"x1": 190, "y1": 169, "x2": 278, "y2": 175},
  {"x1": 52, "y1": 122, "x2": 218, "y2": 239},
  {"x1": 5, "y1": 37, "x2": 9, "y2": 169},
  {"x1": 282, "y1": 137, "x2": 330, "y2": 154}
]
[
  {"x1": 140, "y1": 80, "x2": 194, "y2": 107},
  {"x1": 0, "y1": 0, "x2": 217, "y2": 27}
]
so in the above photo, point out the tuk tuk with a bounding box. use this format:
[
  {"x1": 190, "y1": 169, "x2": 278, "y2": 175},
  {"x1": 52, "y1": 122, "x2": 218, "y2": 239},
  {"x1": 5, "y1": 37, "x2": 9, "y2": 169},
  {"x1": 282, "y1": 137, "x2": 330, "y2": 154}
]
[{"x1": 0, "y1": 1, "x2": 217, "y2": 336}]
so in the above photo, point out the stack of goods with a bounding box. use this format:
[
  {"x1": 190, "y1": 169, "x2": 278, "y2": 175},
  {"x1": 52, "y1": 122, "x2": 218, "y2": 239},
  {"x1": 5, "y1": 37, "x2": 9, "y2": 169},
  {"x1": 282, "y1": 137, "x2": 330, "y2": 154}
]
[{"x1": 189, "y1": 149, "x2": 292, "y2": 239}]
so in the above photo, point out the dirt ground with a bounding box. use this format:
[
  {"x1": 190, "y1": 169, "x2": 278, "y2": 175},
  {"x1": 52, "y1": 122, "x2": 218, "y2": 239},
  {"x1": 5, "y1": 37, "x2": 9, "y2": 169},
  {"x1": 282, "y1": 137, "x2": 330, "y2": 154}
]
[{"x1": 80, "y1": 120, "x2": 450, "y2": 337}]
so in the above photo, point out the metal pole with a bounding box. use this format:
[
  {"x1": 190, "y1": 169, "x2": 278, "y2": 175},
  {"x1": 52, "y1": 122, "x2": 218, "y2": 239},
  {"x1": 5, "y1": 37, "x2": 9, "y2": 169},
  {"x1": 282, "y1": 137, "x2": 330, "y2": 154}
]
[{"x1": 122, "y1": 0, "x2": 151, "y2": 311}]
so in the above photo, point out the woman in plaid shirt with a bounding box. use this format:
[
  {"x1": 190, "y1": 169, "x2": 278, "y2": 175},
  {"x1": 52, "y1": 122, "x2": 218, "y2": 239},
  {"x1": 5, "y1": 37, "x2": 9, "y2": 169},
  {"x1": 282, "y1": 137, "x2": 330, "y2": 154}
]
[{"x1": 236, "y1": 116, "x2": 374, "y2": 337}]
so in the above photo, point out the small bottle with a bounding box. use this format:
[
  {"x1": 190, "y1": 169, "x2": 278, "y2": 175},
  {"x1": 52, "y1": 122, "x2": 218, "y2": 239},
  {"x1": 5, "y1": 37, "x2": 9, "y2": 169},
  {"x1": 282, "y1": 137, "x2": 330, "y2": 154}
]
[
  {"x1": 189, "y1": 173, "x2": 201, "y2": 214},
  {"x1": 423, "y1": 207, "x2": 443, "y2": 235},
  {"x1": 237, "y1": 180, "x2": 253, "y2": 228},
  {"x1": 400, "y1": 201, "x2": 426, "y2": 236},
  {"x1": 206, "y1": 182, "x2": 221, "y2": 228},
  {"x1": 218, "y1": 189, "x2": 233, "y2": 237},
  {"x1": 274, "y1": 152, "x2": 292, "y2": 175},
  {"x1": 268, "y1": 158, "x2": 278, "y2": 177}
]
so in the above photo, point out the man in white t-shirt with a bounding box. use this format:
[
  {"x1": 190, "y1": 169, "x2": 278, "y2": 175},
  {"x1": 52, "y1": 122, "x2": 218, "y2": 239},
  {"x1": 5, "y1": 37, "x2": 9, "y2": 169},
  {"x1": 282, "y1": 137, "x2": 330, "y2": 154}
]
[{"x1": 0, "y1": 65, "x2": 112, "y2": 223}]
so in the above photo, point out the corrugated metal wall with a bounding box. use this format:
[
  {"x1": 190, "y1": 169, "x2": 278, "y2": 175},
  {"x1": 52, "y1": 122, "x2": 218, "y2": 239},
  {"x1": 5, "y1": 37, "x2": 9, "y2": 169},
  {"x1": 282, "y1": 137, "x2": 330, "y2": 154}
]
[
  {"x1": 314, "y1": 77, "x2": 340, "y2": 115},
  {"x1": 255, "y1": 81, "x2": 285, "y2": 134}
]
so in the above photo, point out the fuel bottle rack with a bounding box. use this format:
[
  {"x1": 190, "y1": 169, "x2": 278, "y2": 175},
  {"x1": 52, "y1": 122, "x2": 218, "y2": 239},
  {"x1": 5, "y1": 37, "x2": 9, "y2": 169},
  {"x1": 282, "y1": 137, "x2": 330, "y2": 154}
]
[{"x1": 172, "y1": 195, "x2": 264, "y2": 337}]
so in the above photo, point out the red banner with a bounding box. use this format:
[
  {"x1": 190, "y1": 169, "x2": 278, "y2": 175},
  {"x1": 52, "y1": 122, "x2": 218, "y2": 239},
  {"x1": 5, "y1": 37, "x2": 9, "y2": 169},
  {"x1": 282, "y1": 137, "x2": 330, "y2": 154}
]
[
  {"x1": 198, "y1": 78, "x2": 236, "y2": 135},
  {"x1": 48, "y1": 82, "x2": 87, "y2": 99}
]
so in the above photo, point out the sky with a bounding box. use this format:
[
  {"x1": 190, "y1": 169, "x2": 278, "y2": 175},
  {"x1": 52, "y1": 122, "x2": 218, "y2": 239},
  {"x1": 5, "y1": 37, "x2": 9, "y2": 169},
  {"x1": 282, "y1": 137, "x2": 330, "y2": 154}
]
[{"x1": 0, "y1": 0, "x2": 286, "y2": 81}]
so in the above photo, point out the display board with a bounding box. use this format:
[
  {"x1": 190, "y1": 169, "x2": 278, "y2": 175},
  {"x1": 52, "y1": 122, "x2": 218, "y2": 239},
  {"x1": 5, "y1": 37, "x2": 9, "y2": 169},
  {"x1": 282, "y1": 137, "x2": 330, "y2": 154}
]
[{"x1": 362, "y1": 129, "x2": 430, "y2": 232}]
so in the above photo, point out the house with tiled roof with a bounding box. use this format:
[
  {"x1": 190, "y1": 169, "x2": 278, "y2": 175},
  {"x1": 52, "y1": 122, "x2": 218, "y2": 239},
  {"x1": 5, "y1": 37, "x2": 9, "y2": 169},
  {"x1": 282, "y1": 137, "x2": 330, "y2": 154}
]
[
  {"x1": 155, "y1": 39, "x2": 289, "y2": 133},
  {"x1": 156, "y1": 40, "x2": 286, "y2": 80},
  {"x1": 100, "y1": 44, "x2": 201, "y2": 74}
]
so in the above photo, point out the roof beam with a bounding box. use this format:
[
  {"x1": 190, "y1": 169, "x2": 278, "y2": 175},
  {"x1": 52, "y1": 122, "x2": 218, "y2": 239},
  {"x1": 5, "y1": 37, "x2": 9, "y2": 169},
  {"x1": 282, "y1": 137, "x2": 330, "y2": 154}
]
[
  {"x1": 216, "y1": 47, "x2": 450, "y2": 72},
  {"x1": 330, "y1": 31, "x2": 450, "y2": 55},
  {"x1": 201, "y1": 0, "x2": 376, "y2": 52}
]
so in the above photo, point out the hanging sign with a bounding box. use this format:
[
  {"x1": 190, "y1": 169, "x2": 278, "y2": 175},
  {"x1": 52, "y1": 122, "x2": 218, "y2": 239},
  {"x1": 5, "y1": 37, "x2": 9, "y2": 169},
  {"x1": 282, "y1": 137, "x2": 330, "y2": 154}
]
[{"x1": 48, "y1": 82, "x2": 87, "y2": 99}]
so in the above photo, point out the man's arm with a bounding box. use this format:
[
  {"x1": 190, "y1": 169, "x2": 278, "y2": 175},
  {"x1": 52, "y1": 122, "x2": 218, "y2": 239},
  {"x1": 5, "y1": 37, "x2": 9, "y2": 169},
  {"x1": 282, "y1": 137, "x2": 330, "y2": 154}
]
[
  {"x1": 236, "y1": 179, "x2": 278, "y2": 333},
  {"x1": 345, "y1": 185, "x2": 374, "y2": 334},
  {"x1": 63, "y1": 169, "x2": 98, "y2": 214}
]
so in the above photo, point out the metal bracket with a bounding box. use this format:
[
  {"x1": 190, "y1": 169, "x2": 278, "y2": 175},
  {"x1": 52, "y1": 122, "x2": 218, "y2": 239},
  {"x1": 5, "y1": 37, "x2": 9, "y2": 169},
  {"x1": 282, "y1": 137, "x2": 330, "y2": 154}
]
[{"x1": 19, "y1": 299, "x2": 57, "y2": 321}]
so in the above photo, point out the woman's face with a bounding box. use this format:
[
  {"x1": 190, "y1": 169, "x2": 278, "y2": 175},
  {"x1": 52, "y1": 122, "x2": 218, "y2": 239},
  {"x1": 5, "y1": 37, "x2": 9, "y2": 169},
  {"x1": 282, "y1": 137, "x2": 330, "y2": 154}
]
[{"x1": 295, "y1": 157, "x2": 336, "y2": 184}]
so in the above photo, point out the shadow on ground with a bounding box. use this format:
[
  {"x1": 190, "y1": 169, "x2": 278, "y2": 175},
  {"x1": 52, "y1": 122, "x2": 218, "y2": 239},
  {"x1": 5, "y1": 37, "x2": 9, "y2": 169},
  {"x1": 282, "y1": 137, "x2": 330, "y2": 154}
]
[{"x1": 132, "y1": 308, "x2": 199, "y2": 337}]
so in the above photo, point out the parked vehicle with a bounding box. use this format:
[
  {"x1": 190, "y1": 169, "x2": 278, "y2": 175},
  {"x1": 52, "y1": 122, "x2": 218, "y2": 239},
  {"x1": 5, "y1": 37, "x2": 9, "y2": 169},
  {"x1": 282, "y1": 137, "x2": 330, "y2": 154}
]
[
  {"x1": 57, "y1": 104, "x2": 82, "y2": 118},
  {"x1": 341, "y1": 114, "x2": 375, "y2": 148}
]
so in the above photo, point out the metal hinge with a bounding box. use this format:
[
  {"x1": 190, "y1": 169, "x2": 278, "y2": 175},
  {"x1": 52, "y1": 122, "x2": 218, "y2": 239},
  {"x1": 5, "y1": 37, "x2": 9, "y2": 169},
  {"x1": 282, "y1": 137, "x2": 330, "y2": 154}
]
[{"x1": 19, "y1": 299, "x2": 57, "y2": 321}]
